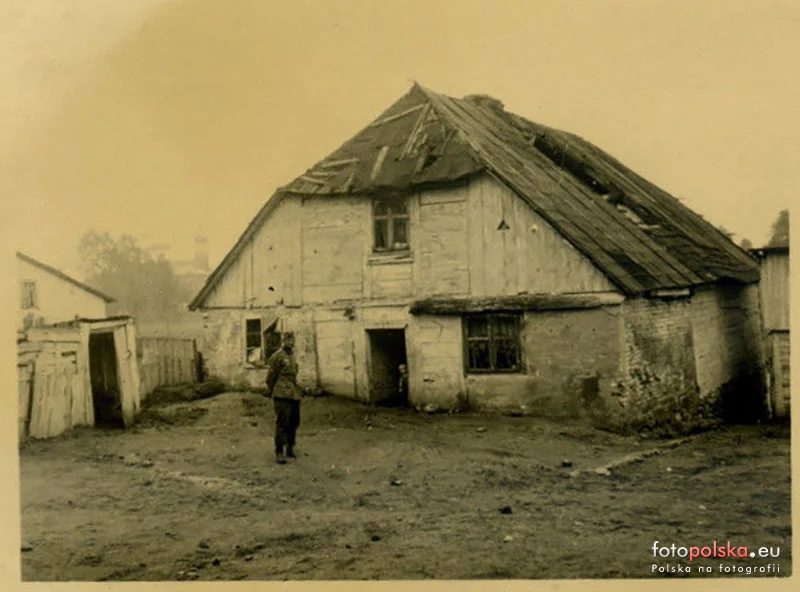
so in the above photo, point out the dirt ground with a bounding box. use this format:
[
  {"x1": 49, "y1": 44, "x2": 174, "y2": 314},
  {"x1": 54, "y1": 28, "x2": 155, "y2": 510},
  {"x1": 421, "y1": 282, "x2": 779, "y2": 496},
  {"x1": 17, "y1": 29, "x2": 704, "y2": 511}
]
[{"x1": 19, "y1": 392, "x2": 792, "y2": 581}]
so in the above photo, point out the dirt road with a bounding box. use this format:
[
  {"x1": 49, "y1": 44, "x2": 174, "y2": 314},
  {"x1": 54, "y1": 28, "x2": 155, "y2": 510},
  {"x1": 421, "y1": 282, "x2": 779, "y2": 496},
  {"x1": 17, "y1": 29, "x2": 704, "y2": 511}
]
[{"x1": 19, "y1": 392, "x2": 792, "y2": 581}]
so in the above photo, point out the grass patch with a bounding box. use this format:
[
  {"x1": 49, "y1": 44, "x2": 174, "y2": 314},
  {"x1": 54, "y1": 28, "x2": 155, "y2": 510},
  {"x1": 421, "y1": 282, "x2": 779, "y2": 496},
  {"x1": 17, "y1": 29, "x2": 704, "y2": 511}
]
[{"x1": 144, "y1": 378, "x2": 227, "y2": 407}]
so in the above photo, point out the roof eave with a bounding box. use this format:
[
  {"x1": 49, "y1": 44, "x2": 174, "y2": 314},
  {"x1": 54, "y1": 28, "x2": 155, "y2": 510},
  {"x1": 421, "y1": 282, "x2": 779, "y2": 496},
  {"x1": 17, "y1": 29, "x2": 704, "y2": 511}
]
[
  {"x1": 16, "y1": 252, "x2": 116, "y2": 303},
  {"x1": 189, "y1": 191, "x2": 287, "y2": 310}
]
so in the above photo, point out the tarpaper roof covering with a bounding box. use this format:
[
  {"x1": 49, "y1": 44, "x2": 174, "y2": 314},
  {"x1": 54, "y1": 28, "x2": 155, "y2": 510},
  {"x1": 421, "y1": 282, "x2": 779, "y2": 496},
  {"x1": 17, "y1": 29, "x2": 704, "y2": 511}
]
[{"x1": 190, "y1": 84, "x2": 759, "y2": 308}]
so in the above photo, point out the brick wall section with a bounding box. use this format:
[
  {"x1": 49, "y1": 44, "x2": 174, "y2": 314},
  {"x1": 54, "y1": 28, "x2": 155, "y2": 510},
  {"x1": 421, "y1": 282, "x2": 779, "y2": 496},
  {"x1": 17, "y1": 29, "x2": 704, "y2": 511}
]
[
  {"x1": 464, "y1": 307, "x2": 623, "y2": 418},
  {"x1": 616, "y1": 283, "x2": 764, "y2": 433},
  {"x1": 615, "y1": 296, "x2": 699, "y2": 431},
  {"x1": 691, "y1": 285, "x2": 762, "y2": 397}
]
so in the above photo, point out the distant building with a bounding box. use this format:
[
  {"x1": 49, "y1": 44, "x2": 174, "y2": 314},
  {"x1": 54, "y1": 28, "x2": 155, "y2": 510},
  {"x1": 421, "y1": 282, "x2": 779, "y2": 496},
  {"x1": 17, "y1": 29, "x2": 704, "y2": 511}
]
[
  {"x1": 170, "y1": 235, "x2": 211, "y2": 275},
  {"x1": 149, "y1": 236, "x2": 211, "y2": 308},
  {"x1": 751, "y1": 245, "x2": 790, "y2": 418},
  {"x1": 16, "y1": 252, "x2": 115, "y2": 330},
  {"x1": 16, "y1": 252, "x2": 140, "y2": 441}
]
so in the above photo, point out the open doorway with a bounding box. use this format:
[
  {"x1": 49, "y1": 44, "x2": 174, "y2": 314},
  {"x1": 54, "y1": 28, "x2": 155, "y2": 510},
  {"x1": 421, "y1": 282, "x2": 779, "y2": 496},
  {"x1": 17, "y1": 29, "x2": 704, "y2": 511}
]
[
  {"x1": 367, "y1": 329, "x2": 408, "y2": 407},
  {"x1": 89, "y1": 332, "x2": 124, "y2": 428}
]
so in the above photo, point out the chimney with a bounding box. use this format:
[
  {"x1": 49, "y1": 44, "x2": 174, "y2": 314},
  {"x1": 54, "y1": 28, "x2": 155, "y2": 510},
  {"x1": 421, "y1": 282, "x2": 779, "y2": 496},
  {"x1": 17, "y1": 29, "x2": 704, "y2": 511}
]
[{"x1": 464, "y1": 94, "x2": 505, "y2": 113}]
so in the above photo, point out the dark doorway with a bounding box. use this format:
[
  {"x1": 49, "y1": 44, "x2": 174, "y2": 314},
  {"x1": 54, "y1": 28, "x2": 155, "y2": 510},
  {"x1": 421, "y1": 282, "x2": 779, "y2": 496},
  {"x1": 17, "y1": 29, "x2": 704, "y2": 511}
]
[
  {"x1": 89, "y1": 332, "x2": 124, "y2": 428},
  {"x1": 367, "y1": 329, "x2": 408, "y2": 406}
]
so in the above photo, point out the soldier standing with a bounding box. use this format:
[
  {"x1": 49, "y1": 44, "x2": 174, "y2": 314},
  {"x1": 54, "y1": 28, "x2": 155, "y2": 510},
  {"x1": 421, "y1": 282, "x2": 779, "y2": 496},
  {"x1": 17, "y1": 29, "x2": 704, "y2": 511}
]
[{"x1": 265, "y1": 332, "x2": 302, "y2": 464}]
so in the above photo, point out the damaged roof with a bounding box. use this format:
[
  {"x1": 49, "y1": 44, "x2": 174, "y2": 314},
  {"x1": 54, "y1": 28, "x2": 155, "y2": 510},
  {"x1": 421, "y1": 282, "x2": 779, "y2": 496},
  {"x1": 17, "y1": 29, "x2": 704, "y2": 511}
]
[{"x1": 190, "y1": 84, "x2": 759, "y2": 308}]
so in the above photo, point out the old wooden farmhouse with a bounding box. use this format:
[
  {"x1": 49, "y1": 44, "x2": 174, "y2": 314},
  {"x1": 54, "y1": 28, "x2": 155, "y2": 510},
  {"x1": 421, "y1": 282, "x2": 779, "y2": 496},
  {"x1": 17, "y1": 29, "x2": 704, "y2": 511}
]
[{"x1": 189, "y1": 84, "x2": 764, "y2": 431}]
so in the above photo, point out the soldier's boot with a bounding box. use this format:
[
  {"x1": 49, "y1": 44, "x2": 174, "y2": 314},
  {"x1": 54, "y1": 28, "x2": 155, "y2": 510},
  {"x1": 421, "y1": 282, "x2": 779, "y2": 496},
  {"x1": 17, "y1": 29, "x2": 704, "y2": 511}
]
[{"x1": 275, "y1": 441, "x2": 286, "y2": 464}]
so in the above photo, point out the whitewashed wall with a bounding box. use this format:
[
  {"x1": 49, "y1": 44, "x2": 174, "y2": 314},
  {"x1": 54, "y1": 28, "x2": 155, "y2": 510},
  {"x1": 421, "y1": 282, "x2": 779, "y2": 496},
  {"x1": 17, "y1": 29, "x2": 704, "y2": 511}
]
[{"x1": 17, "y1": 258, "x2": 108, "y2": 329}]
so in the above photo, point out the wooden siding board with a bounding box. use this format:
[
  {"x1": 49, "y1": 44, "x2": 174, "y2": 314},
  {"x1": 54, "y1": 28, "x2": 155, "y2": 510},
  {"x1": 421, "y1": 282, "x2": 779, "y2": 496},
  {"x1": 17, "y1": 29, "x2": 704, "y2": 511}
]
[
  {"x1": 301, "y1": 197, "x2": 366, "y2": 303},
  {"x1": 17, "y1": 363, "x2": 34, "y2": 439},
  {"x1": 471, "y1": 176, "x2": 617, "y2": 295},
  {"x1": 206, "y1": 198, "x2": 301, "y2": 308},
  {"x1": 417, "y1": 190, "x2": 471, "y2": 296},
  {"x1": 467, "y1": 180, "x2": 485, "y2": 296},
  {"x1": 27, "y1": 342, "x2": 78, "y2": 439},
  {"x1": 370, "y1": 263, "x2": 414, "y2": 299},
  {"x1": 760, "y1": 253, "x2": 789, "y2": 331},
  {"x1": 113, "y1": 327, "x2": 136, "y2": 427}
]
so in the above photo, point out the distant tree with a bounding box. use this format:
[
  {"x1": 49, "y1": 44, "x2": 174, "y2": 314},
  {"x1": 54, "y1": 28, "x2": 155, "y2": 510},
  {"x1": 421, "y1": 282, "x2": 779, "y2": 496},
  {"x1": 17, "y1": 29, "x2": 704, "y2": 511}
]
[
  {"x1": 78, "y1": 231, "x2": 191, "y2": 321},
  {"x1": 740, "y1": 238, "x2": 753, "y2": 250},
  {"x1": 766, "y1": 209, "x2": 789, "y2": 248}
]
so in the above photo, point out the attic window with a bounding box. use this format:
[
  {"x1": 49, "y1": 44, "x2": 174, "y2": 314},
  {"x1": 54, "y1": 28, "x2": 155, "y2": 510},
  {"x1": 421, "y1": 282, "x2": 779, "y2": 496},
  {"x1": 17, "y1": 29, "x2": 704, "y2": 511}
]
[
  {"x1": 21, "y1": 280, "x2": 37, "y2": 310},
  {"x1": 373, "y1": 199, "x2": 409, "y2": 252}
]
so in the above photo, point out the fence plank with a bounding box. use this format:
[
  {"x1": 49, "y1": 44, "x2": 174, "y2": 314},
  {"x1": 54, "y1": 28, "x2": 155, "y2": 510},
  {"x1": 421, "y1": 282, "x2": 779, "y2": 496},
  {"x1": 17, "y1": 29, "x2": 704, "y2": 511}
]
[
  {"x1": 137, "y1": 337, "x2": 199, "y2": 399},
  {"x1": 18, "y1": 363, "x2": 34, "y2": 440}
]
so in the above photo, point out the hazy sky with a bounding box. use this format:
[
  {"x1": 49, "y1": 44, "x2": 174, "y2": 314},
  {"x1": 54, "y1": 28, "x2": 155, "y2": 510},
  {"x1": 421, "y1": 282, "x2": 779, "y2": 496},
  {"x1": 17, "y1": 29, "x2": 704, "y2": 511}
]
[{"x1": 2, "y1": 0, "x2": 798, "y2": 279}]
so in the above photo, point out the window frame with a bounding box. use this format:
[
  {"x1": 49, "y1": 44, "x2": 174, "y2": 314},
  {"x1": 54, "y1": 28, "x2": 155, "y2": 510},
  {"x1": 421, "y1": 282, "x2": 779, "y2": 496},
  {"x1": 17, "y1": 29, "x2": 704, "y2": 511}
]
[
  {"x1": 21, "y1": 280, "x2": 38, "y2": 310},
  {"x1": 372, "y1": 198, "x2": 410, "y2": 254},
  {"x1": 244, "y1": 318, "x2": 263, "y2": 364},
  {"x1": 462, "y1": 313, "x2": 523, "y2": 374}
]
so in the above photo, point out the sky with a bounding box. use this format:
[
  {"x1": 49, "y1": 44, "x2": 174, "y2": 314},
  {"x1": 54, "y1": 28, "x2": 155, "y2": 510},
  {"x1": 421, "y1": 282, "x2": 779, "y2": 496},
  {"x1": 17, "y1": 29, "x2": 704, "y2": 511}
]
[{"x1": 1, "y1": 0, "x2": 798, "y2": 280}]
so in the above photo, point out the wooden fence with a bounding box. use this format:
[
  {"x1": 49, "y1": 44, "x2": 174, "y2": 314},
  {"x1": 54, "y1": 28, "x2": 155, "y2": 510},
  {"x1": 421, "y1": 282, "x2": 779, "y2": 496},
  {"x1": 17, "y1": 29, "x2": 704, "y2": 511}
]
[{"x1": 137, "y1": 337, "x2": 199, "y2": 399}]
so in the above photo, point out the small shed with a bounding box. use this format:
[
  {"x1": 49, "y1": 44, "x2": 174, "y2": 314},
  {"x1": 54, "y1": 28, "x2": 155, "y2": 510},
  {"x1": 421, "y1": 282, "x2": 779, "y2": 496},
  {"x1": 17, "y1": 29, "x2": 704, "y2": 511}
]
[
  {"x1": 17, "y1": 316, "x2": 140, "y2": 441},
  {"x1": 751, "y1": 246, "x2": 790, "y2": 418}
]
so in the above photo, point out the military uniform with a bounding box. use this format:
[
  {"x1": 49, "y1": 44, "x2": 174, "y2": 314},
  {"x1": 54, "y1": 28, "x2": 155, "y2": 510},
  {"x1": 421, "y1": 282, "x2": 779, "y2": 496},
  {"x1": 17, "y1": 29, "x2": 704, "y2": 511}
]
[{"x1": 265, "y1": 345, "x2": 302, "y2": 463}]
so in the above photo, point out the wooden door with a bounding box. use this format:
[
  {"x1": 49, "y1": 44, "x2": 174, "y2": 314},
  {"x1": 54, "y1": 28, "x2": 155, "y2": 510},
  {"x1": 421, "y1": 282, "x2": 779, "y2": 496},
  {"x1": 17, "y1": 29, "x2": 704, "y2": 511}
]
[{"x1": 113, "y1": 327, "x2": 136, "y2": 427}]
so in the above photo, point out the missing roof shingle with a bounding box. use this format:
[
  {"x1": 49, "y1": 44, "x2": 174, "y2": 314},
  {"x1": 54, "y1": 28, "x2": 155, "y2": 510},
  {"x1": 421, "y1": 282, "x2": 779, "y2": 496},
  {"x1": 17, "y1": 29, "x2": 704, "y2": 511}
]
[{"x1": 532, "y1": 134, "x2": 612, "y2": 196}]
